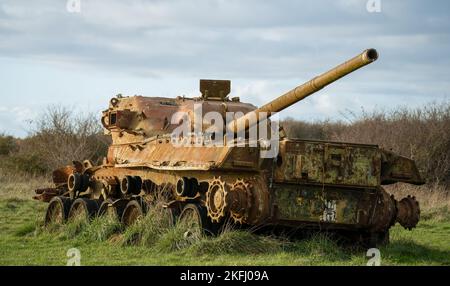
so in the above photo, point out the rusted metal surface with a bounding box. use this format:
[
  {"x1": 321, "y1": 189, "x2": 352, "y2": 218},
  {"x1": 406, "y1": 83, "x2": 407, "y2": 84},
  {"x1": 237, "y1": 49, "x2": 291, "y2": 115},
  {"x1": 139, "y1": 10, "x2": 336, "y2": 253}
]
[
  {"x1": 101, "y1": 95, "x2": 256, "y2": 144},
  {"x1": 35, "y1": 49, "x2": 423, "y2": 246},
  {"x1": 380, "y1": 150, "x2": 425, "y2": 185},
  {"x1": 200, "y1": 79, "x2": 231, "y2": 100},
  {"x1": 275, "y1": 139, "x2": 381, "y2": 187},
  {"x1": 205, "y1": 176, "x2": 270, "y2": 225},
  {"x1": 108, "y1": 139, "x2": 232, "y2": 171},
  {"x1": 272, "y1": 184, "x2": 377, "y2": 225},
  {"x1": 52, "y1": 166, "x2": 76, "y2": 186},
  {"x1": 33, "y1": 188, "x2": 63, "y2": 202}
]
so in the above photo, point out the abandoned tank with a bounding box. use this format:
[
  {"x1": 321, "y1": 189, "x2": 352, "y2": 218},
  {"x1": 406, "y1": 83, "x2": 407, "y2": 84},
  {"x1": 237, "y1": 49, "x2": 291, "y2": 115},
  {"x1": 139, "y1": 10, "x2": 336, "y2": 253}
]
[{"x1": 34, "y1": 49, "x2": 423, "y2": 246}]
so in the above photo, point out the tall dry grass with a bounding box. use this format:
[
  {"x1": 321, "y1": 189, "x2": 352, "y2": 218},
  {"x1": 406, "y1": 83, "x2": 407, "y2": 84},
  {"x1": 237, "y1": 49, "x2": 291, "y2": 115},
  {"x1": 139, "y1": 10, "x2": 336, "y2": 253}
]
[
  {"x1": 0, "y1": 168, "x2": 51, "y2": 200},
  {"x1": 386, "y1": 183, "x2": 450, "y2": 221}
]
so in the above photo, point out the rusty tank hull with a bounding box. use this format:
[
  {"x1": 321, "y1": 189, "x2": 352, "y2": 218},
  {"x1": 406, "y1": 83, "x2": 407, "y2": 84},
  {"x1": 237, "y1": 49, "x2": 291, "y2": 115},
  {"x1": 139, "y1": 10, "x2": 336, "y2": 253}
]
[{"x1": 35, "y1": 49, "x2": 422, "y2": 247}]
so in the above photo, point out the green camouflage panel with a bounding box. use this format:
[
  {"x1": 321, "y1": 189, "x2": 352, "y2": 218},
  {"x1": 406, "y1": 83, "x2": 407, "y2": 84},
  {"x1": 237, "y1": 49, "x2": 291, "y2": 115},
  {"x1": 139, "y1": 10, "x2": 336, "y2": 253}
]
[
  {"x1": 276, "y1": 140, "x2": 381, "y2": 188},
  {"x1": 273, "y1": 184, "x2": 376, "y2": 225}
]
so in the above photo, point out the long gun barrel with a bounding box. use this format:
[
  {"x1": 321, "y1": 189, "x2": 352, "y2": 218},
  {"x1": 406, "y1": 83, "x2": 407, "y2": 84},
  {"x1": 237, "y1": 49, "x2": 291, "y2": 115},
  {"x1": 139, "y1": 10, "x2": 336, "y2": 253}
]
[{"x1": 227, "y1": 49, "x2": 378, "y2": 133}]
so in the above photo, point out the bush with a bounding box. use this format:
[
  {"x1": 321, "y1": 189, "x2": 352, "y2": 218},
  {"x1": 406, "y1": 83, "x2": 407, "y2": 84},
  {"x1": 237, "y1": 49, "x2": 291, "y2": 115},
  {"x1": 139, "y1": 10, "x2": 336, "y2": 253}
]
[
  {"x1": 0, "y1": 106, "x2": 110, "y2": 175},
  {"x1": 0, "y1": 134, "x2": 17, "y2": 156},
  {"x1": 282, "y1": 119, "x2": 344, "y2": 141}
]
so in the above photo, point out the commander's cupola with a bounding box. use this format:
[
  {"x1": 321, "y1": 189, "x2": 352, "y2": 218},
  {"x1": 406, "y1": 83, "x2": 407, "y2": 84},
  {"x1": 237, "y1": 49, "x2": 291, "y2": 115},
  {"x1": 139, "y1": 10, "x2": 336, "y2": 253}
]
[{"x1": 200, "y1": 79, "x2": 240, "y2": 102}]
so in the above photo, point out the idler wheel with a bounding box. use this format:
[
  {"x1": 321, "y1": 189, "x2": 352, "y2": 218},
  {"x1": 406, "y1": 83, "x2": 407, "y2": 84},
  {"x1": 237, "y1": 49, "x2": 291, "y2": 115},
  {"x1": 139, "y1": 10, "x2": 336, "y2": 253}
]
[
  {"x1": 68, "y1": 198, "x2": 99, "y2": 222},
  {"x1": 121, "y1": 199, "x2": 147, "y2": 226},
  {"x1": 396, "y1": 195, "x2": 420, "y2": 230},
  {"x1": 45, "y1": 196, "x2": 72, "y2": 226}
]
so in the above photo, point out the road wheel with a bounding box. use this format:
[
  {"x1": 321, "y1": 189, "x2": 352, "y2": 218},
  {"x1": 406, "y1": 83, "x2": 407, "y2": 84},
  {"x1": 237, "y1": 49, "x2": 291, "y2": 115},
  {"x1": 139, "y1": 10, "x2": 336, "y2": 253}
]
[
  {"x1": 98, "y1": 199, "x2": 127, "y2": 220},
  {"x1": 68, "y1": 198, "x2": 99, "y2": 222},
  {"x1": 178, "y1": 204, "x2": 212, "y2": 240},
  {"x1": 165, "y1": 207, "x2": 179, "y2": 227},
  {"x1": 121, "y1": 199, "x2": 147, "y2": 226},
  {"x1": 148, "y1": 199, "x2": 180, "y2": 228},
  {"x1": 45, "y1": 196, "x2": 72, "y2": 226}
]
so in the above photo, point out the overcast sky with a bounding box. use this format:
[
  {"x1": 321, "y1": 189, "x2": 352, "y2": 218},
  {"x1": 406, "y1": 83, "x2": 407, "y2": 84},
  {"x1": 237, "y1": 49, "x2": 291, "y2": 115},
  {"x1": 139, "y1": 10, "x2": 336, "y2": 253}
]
[{"x1": 0, "y1": 0, "x2": 449, "y2": 137}]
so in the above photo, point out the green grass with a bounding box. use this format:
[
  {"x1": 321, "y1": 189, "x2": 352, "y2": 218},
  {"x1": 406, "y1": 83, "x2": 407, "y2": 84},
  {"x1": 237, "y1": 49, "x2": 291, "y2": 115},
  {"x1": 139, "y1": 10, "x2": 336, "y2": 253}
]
[{"x1": 0, "y1": 197, "x2": 449, "y2": 266}]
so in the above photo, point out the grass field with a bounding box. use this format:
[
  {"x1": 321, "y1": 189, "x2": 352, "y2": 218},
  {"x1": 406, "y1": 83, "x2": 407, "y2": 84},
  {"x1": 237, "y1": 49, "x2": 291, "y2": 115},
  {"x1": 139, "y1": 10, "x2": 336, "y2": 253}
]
[{"x1": 0, "y1": 175, "x2": 449, "y2": 266}]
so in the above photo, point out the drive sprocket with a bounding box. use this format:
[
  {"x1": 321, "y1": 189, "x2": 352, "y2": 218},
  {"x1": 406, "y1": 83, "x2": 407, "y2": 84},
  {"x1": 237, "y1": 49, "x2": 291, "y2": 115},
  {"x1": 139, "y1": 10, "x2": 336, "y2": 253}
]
[
  {"x1": 205, "y1": 177, "x2": 230, "y2": 222},
  {"x1": 229, "y1": 179, "x2": 252, "y2": 224}
]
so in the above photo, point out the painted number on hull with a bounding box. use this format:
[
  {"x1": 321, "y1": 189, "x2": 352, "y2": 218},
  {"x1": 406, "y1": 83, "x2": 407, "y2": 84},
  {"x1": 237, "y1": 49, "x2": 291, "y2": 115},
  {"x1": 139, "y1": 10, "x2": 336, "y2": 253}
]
[{"x1": 322, "y1": 200, "x2": 337, "y2": 222}]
